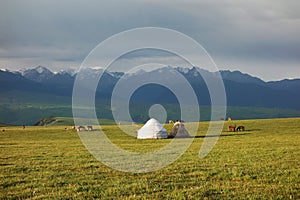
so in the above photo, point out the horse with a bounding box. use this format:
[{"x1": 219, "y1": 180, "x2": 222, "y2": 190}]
[
  {"x1": 87, "y1": 125, "x2": 93, "y2": 131},
  {"x1": 236, "y1": 126, "x2": 245, "y2": 131},
  {"x1": 76, "y1": 126, "x2": 85, "y2": 132},
  {"x1": 228, "y1": 125, "x2": 236, "y2": 132}
]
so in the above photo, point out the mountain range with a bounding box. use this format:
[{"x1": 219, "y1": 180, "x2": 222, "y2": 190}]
[{"x1": 0, "y1": 66, "x2": 299, "y2": 125}]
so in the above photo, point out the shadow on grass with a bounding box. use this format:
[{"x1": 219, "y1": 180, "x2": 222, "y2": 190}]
[
  {"x1": 243, "y1": 129, "x2": 262, "y2": 132},
  {"x1": 194, "y1": 133, "x2": 246, "y2": 138},
  {"x1": 192, "y1": 129, "x2": 262, "y2": 138}
]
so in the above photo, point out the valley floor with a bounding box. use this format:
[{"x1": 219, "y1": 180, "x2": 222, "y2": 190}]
[{"x1": 0, "y1": 118, "x2": 299, "y2": 199}]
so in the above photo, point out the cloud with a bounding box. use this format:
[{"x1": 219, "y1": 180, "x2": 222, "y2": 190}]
[{"x1": 0, "y1": 0, "x2": 299, "y2": 80}]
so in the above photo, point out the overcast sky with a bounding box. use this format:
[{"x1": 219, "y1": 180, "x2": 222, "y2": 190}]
[{"x1": 0, "y1": 0, "x2": 299, "y2": 81}]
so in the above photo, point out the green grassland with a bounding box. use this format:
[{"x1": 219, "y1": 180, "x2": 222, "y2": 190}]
[{"x1": 1, "y1": 118, "x2": 299, "y2": 199}]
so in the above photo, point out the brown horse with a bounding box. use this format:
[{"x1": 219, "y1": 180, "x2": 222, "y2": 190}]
[{"x1": 228, "y1": 125, "x2": 236, "y2": 132}]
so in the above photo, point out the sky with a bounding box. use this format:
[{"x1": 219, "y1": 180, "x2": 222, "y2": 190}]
[{"x1": 0, "y1": 0, "x2": 299, "y2": 81}]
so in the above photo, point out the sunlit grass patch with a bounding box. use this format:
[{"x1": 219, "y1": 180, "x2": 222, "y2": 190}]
[{"x1": 0, "y1": 118, "x2": 299, "y2": 199}]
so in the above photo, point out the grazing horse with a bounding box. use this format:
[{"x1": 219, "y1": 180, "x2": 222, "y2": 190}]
[
  {"x1": 228, "y1": 125, "x2": 236, "y2": 132},
  {"x1": 87, "y1": 125, "x2": 93, "y2": 131},
  {"x1": 77, "y1": 126, "x2": 85, "y2": 132},
  {"x1": 236, "y1": 126, "x2": 245, "y2": 131}
]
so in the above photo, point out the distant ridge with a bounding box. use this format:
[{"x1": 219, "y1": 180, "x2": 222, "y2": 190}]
[
  {"x1": 0, "y1": 66, "x2": 300, "y2": 124},
  {"x1": 34, "y1": 116, "x2": 116, "y2": 126},
  {"x1": 0, "y1": 122, "x2": 12, "y2": 127}
]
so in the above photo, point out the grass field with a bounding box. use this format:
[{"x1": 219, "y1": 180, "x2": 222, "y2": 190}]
[{"x1": 0, "y1": 118, "x2": 299, "y2": 199}]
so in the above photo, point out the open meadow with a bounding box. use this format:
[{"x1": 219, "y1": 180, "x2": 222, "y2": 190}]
[{"x1": 1, "y1": 118, "x2": 299, "y2": 199}]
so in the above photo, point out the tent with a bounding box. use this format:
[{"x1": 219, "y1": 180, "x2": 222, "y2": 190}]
[
  {"x1": 170, "y1": 122, "x2": 190, "y2": 138},
  {"x1": 137, "y1": 118, "x2": 168, "y2": 139}
]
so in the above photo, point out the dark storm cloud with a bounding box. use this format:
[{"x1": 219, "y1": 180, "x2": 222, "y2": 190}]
[
  {"x1": 0, "y1": 0, "x2": 299, "y2": 80},
  {"x1": 0, "y1": 0, "x2": 199, "y2": 64}
]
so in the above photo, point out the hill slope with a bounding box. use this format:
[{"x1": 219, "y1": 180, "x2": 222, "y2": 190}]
[
  {"x1": 0, "y1": 66, "x2": 300, "y2": 124},
  {"x1": 34, "y1": 116, "x2": 116, "y2": 126}
]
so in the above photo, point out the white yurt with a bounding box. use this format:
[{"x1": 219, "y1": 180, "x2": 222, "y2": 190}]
[{"x1": 137, "y1": 118, "x2": 168, "y2": 139}]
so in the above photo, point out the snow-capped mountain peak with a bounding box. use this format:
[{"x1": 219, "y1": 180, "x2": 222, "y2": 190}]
[
  {"x1": 0, "y1": 68, "x2": 8, "y2": 72},
  {"x1": 35, "y1": 66, "x2": 49, "y2": 74},
  {"x1": 175, "y1": 67, "x2": 190, "y2": 74},
  {"x1": 19, "y1": 66, "x2": 54, "y2": 82}
]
